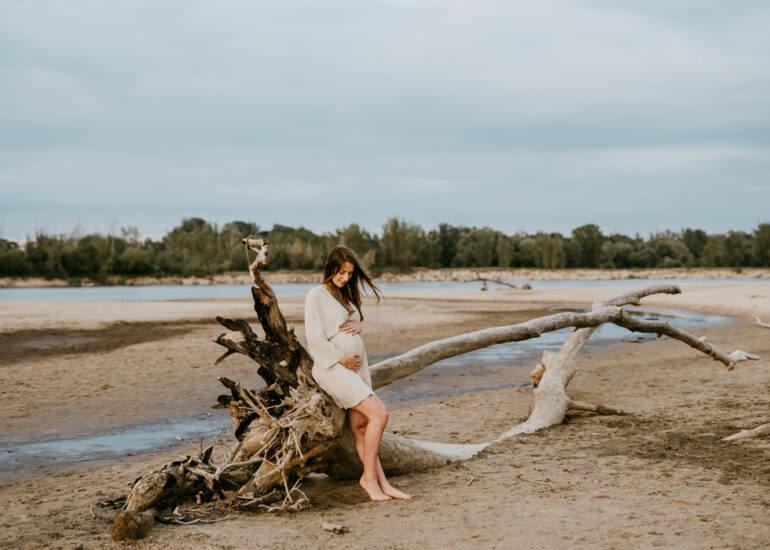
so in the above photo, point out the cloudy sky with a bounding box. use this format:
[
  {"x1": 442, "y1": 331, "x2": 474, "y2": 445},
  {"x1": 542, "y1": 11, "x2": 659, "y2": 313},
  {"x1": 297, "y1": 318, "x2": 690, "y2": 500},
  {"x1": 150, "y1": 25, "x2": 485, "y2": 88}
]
[{"x1": 1, "y1": 0, "x2": 769, "y2": 240}]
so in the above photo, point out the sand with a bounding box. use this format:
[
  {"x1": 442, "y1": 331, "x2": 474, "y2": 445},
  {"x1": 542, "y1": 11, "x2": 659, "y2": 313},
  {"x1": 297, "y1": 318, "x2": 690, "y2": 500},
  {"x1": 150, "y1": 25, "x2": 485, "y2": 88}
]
[
  {"x1": 2, "y1": 266, "x2": 769, "y2": 288},
  {"x1": 0, "y1": 282, "x2": 768, "y2": 549}
]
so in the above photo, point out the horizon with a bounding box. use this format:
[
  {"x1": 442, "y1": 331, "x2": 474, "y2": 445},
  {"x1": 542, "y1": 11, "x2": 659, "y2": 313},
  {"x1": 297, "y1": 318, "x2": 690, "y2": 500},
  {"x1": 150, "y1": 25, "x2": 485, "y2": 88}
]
[{"x1": 2, "y1": 217, "x2": 769, "y2": 247}]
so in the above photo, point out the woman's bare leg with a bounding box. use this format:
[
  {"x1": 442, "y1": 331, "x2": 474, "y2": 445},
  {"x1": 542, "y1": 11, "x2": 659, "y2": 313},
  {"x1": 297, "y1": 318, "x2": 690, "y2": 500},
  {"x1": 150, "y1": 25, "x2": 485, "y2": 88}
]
[
  {"x1": 349, "y1": 396, "x2": 411, "y2": 501},
  {"x1": 347, "y1": 408, "x2": 368, "y2": 471},
  {"x1": 350, "y1": 395, "x2": 390, "y2": 501}
]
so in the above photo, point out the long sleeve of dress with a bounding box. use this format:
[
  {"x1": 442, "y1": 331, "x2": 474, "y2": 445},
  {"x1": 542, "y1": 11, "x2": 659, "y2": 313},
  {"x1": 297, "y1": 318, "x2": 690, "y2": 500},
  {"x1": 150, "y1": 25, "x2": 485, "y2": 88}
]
[{"x1": 304, "y1": 288, "x2": 346, "y2": 369}]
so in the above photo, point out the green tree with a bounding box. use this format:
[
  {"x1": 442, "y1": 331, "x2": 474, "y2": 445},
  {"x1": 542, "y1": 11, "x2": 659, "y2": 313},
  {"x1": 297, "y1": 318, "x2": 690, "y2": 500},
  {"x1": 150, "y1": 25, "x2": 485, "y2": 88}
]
[
  {"x1": 648, "y1": 232, "x2": 692, "y2": 268},
  {"x1": 417, "y1": 229, "x2": 441, "y2": 269},
  {"x1": 161, "y1": 217, "x2": 220, "y2": 275},
  {"x1": 532, "y1": 232, "x2": 566, "y2": 268},
  {"x1": 571, "y1": 224, "x2": 604, "y2": 267},
  {"x1": 752, "y1": 224, "x2": 770, "y2": 267},
  {"x1": 436, "y1": 223, "x2": 461, "y2": 268},
  {"x1": 26, "y1": 233, "x2": 68, "y2": 278},
  {"x1": 724, "y1": 231, "x2": 748, "y2": 267},
  {"x1": 0, "y1": 239, "x2": 29, "y2": 276},
  {"x1": 508, "y1": 233, "x2": 536, "y2": 267},
  {"x1": 627, "y1": 247, "x2": 656, "y2": 268},
  {"x1": 601, "y1": 239, "x2": 634, "y2": 268},
  {"x1": 62, "y1": 234, "x2": 116, "y2": 277},
  {"x1": 682, "y1": 228, "x2": 708, "y2": 265},
  {"x1": 701, "y1": 235, "x2": 727, "y2": 267},
  {"x1": 118, "y1": 247, "x2": 153, "y2": 275},
  {"x1": 379, "y1": 218, "x2": 424, "y2": 271},
  {"x1": 261, "y1": 225, "x2": 325, "y2": 271},
  {"x1": 496, "y1": 234, "x2": 515, "y2": 268},
  {"x1": 221, "y1": 221, "x2": 261, "y2": 270},
  {"x1": 335, "y1": 224, "x2": 379, "y2": 264},
  {"x1": 454, "y1": 228, "x2": 497, "y2": 267}
]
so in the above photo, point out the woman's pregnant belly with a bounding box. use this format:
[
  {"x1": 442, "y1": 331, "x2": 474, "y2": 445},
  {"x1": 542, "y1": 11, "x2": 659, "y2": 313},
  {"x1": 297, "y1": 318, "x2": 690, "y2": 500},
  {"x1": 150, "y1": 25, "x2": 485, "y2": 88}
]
[{"x1": 330, "y1": 331, "x2": 365, "y2": 355}]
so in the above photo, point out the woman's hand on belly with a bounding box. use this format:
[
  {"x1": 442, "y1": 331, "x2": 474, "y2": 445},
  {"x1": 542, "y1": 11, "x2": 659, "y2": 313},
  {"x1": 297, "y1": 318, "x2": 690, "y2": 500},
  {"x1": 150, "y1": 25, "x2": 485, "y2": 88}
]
[
  {"x1": 339, "y1": 320, "x2": 361, "y2": 335},
  {"x1": 339, "y1": 353, "x2": 361, "y2": 372}
]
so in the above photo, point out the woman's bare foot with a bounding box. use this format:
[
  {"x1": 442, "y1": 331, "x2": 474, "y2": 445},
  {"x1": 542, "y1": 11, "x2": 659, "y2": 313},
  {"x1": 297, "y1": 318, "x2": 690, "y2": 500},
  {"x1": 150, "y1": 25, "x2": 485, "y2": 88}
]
[
  {"x1": 380, "y1": 481, "x2": 412, "y2": 500},
  {"x1": 359, "y1": 477, "x2": 391, "y2": 501}
]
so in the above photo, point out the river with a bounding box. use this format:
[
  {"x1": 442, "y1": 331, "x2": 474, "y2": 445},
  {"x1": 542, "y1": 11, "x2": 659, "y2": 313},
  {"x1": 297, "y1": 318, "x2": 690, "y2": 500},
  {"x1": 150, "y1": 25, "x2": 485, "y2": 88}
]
[
  {"x1": 0, "y1": 301, "x2": 729, "y2": 479},
  {"x1": 0, "y1": 277, "x2": 765, "y2": 301}
]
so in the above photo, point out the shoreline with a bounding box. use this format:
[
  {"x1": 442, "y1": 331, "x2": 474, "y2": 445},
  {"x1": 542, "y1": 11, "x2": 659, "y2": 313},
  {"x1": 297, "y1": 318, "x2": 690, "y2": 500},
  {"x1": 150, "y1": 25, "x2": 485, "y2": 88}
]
[
  {"x1": 2, "y1": 266, "x2": 769, "y2": 288},
  {"x1": 1, "y1": 284, "x2": 768, "y2": 548},
  {"x1": 1, "y1": 283, "x2": 762, "y2": 471},
  {"x1": 5, "y1": 306, "x2": 727, "y2": 480}
]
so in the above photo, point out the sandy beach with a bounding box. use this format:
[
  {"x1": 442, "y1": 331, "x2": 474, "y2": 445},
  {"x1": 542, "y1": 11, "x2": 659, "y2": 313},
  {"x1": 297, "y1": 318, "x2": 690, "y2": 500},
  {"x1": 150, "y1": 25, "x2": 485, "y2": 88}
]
[
  {"x1": 1, "y1": 282, "x2": 769, "y2": 549},
  {"x1": 2, "y1": 266, "x2": 769, "y2": 288}
]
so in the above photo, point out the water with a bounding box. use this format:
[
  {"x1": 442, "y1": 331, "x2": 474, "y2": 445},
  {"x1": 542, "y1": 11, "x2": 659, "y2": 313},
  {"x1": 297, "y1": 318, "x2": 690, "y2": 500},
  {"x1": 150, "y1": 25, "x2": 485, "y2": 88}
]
[
  {"x1": 0, "y1": 412, "x2": 230, "y2": 477},
  {"x1": 0, "y1": 306, "x2": 729, "y2": 479},
  {"x1": 0, "y1": 277, "x2": 765, "y2": 301}
]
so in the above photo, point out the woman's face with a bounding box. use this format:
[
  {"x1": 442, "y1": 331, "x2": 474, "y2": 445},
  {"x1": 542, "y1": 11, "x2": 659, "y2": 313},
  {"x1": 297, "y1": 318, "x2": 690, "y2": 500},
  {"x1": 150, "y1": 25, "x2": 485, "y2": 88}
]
[{"x1": 332, "y1": 261, "x2": 355, "y2": 288}]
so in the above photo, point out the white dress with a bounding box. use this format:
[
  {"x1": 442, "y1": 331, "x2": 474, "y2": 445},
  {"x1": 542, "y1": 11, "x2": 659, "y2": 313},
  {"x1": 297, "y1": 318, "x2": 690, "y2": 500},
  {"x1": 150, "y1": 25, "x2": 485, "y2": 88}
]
[{"x1": 304, "y1": 285, "x2": 373, "y2": 409}]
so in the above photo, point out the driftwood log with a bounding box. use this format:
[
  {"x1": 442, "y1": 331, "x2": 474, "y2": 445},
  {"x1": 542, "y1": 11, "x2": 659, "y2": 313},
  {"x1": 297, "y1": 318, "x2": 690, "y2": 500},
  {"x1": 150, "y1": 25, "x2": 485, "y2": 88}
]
[
  {"x1": 755, "y1": 315, "x2": 770, "y2": 329},
  {"x1": 472, "y1": 275, "x2": 517, "y2": 289},
  {"x1": 112, "y1": 239, "x2": 760, "y2": 541},
  {"x1": 722, "y1": 422, "x2": 770, "y2": 442}
]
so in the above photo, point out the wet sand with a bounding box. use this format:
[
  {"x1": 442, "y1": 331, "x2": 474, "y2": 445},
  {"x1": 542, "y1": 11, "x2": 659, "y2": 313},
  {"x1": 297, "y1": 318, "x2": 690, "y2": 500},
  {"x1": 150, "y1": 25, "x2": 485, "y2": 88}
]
[{"x1": 0, "y1": 283, "x2": 768, "y2": 549}]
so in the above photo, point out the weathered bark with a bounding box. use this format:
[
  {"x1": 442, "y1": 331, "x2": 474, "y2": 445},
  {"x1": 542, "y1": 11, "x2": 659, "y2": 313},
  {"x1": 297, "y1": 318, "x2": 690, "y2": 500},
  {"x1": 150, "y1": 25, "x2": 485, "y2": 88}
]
[
  {"x1": 567, "y1": 400, "x2": 627, "y2": 416},
  {"x1": 112, "y1": 448, "x2": 220, "y2": 541},
  {"x1": 113, "y1": 244, "x2": 760, "y2": 541}
]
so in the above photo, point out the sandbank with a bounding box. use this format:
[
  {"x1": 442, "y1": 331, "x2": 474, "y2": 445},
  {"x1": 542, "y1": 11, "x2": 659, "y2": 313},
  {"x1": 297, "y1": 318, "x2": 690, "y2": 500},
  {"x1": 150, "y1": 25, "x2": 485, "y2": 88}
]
[{"x1": 0, "y1": 282, "x2": 768, "y2": 549}]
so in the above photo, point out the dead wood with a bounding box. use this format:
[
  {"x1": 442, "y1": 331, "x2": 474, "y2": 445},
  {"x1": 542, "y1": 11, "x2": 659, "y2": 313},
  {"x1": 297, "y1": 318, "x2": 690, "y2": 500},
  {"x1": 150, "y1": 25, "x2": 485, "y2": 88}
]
[
  {"x1": 530, "y1": 362, "x2": 546, "y2": 387},
  {"x1": 567, "y1": 400, "x2": 627, "y2": 415},
  {"x1": 471, "y1": 275, "x2": 517, "y2": 289},
  {"x1": 370, "y1": 284, "x2": 755, "y2": 389},
  {"x1": 322, "y1": 522, "x2": 350, "y2": 534},
  {"x1": 112, "y1": 510, "x2": 155, "y2": 542},
  {"x1": 722, "y1": 422, "x2": 770, "y2": 442},
  {"x1": 113, "y1": 243, "x2": 760, "y2": 541}
]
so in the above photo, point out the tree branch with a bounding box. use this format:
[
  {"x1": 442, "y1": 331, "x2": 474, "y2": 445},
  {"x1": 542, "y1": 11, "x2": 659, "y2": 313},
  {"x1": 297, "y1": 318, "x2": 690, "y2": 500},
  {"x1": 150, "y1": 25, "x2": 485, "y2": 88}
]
[
  {"x1": 567, "y1": 400, "x2": 627, "y2": 415},
  {"x1": 615, "y1": 311, "x2": 759, "y2": 370},
  {"x1": 722, "y1": 422, "x2": 770, "y2": 442},
  {"x1": 371, "y1": 284, "x2": 757, "y2": 389}
]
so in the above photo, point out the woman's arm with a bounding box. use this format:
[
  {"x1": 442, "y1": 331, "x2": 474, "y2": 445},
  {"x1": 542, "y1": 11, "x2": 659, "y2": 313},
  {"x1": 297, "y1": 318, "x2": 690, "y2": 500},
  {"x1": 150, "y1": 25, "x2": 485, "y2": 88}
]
[{"x1": 304, "y1": 289, "x2": 346, "y2": 369}]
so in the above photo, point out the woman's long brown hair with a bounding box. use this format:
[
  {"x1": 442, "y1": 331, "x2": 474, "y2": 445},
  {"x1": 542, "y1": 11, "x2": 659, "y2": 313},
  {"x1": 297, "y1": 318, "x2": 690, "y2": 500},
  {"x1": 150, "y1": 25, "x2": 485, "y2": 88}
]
[{"x1": 322, "y1": 245, "x2": 381, "y2": 320}]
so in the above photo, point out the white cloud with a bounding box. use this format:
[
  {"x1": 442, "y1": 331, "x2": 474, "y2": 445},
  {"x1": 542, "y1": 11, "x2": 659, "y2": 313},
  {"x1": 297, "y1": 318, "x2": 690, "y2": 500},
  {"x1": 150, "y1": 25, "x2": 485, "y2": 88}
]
[{"x1": 1, "y1": 0, "x2": 769, "y2": 239}]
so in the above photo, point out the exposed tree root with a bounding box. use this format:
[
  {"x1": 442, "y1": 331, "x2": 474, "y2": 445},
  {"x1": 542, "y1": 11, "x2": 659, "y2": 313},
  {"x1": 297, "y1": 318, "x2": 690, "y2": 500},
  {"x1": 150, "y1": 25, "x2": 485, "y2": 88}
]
[{"x1": 567, "y1": 400, "x2": 627, "y2": 416}]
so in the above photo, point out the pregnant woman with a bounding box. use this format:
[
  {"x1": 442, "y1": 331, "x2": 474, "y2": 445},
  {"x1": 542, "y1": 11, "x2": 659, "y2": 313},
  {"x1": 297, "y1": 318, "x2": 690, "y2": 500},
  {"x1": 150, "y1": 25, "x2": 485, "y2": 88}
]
[{"x1": 304, "y1": 245, "x2": 411, "y2": 502}]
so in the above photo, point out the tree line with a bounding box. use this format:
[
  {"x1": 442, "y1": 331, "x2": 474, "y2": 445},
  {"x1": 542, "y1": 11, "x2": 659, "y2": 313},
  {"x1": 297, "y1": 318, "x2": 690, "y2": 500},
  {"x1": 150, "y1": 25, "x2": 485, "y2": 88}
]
[{"x1": 0, "y1": 218, "x2": 769, "y2": 281}]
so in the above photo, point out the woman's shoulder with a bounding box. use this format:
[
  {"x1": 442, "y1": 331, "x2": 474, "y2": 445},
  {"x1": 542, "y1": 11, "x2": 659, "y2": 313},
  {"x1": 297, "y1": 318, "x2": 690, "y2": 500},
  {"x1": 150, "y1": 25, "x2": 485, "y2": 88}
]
[{"x1": 306, "y1": 285, "x2": 329, "y2": 301}]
